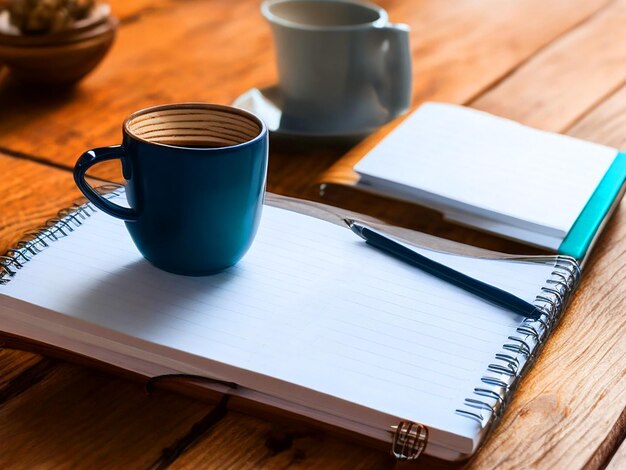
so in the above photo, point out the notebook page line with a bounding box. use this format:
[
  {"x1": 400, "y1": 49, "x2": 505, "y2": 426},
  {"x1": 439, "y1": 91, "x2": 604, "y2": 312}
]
[
  {"x1": 37, "y1": 215, "x2": 534, "y2": 334},
  {"x1": 19, "y1": 251, "x2": 509, "y2": 358}
]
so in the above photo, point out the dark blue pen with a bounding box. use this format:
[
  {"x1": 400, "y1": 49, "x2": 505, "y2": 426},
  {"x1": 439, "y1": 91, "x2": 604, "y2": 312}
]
[{"x1": 346, "y1": 220, "x2": 542, "y2": 320}]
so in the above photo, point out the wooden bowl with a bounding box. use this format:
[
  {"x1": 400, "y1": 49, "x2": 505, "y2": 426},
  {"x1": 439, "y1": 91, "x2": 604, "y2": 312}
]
[
  {"x1": 0, "y1": 12, "x2": 117, "y2": 85},
  {"x1": 0, "y1": 4, "x2": 111, "y2": 46}
]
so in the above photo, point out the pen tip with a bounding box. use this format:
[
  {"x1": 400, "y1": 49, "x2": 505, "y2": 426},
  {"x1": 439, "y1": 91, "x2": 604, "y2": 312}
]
[{"x1": 344, "y1": 219, "x2": 367, "y2": 238}]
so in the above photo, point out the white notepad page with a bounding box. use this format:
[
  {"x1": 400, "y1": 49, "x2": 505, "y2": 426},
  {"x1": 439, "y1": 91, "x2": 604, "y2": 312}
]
[
  {"x1": 0, "y1": 197, "x2": 557, "y2": 453},
  {"x1": 355, "y1": 102, "x2": 617, "y2": 238}
]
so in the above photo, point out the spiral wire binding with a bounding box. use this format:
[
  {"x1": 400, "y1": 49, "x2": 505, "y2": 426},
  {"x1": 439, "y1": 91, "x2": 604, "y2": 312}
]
[
  {"x1": 390, "y1": 421, "x2": 429, "y2": 460},
  {"x1": 0, "y1": 185, "x2": 124, "y2": 285},
  {"x1": 455, "y1": 255, "x2": 581, "y2": 426}
]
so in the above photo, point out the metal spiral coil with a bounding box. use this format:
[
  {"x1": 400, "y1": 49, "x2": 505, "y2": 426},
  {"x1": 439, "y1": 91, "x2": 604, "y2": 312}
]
[
  {"x1": 0, "y1": 185, "x2": 123, "y2": 285},
  {"x1": 455, "y1": 256, "x2": 580, "y2": 426},
  {"x1": 390, "y1": 421, "x2": 429, "y2": 460}
]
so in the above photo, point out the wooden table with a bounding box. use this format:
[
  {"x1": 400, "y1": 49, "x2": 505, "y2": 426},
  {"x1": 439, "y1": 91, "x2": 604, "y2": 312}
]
[{"x1": 0, "y1": 0, "x2": 625, "y2": 468}]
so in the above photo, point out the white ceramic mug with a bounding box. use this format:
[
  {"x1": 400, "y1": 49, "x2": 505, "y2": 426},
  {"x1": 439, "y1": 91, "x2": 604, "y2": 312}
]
[{"x1": 262, "y1": 0, "x2": 412, "y2": 134}]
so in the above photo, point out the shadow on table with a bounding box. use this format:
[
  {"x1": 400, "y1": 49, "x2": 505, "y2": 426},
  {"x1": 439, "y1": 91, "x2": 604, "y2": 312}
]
[{"x1": 0, "y1": 69, "x2": 80, "y2": 120}]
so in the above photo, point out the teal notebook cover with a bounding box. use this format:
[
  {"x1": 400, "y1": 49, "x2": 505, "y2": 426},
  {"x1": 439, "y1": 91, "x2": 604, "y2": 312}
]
[{"x1": 558, "y1": 151, "x2": 626, "y2": 260}]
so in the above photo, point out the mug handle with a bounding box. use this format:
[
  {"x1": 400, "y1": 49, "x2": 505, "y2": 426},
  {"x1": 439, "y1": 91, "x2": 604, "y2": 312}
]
[
  {"x1": 73, "y1": 146, "x2": 139, "y2": 221},
  {"x1": 375, "y1": 23, "x2": 413, "y2": 115}
]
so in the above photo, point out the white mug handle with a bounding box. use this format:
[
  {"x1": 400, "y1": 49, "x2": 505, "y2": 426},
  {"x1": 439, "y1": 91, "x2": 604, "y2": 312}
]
[{"x1": 373, "y1": 23, "x2": 413, "y2": 118}]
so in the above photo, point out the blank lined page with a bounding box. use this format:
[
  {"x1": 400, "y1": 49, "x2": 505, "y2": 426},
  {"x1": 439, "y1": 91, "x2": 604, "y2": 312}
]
[
  {"x1": 1, "y1": 196, "x2": 556, "y2": 440},
  {"x1": 355, "y1": 102, "x2": 617, "y2": 236}
]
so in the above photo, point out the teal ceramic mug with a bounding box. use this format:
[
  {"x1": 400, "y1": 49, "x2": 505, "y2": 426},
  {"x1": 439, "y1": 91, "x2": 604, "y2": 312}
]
[{"x1": 73, "y1": 103, "x2": 268, "y2": 275}]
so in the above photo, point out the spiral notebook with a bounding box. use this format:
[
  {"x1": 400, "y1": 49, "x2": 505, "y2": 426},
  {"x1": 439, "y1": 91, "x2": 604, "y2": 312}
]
[{"x1": 0, "y1": 189, "x2": 580, "y2": 462}]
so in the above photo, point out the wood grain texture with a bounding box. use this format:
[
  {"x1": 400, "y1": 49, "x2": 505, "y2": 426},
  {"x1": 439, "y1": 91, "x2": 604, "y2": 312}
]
[
  {"x1": 0, "y1": 363, "x2": 213, "y2": 470},
  {"x1": 0, "y1": 145, "x2": 108, "y2": 425},
  {"x1": 607, "y1": 437, "x2": 626, "y2": 470},
  {"x1": 0, "y1": 349, "x2": 45, "y2": 395},
  {"x1": 109, "y1": 0, "x2": 167, "y2": 22},
  {"x1": 0, "y1": 154, "x2": 101, "y2": 254},
  {"x1": 167, "y1": 413, "x2": 393, "y2": 470},
  {"x1": 568, "y1": 83, "x2": 626, "y2": 149},
  {"x1": 585, "y1": 406, "x2": 626, "y2": 469},
  {"x1": 472, "y1": 0, "x2": 626, "y2": 132}
]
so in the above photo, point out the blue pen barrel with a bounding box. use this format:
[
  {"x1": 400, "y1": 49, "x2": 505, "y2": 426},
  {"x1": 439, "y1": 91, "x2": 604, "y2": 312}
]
[{"x1": 354, "y1": 224, "x2": 542, "y2": 320}]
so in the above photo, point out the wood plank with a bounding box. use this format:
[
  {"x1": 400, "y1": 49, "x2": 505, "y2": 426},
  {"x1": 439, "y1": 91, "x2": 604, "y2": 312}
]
[
  {"x1": 168, "y1": 413, "x2": 394, "y2": 470},
  {"x1": 0, "y1": 363, "x2": 213, "y2": 469},
  {"x1": 0, "y1": 0, "x2": 611, "y2": 188},
  {"x1": 469, "y1": 228, "x2": 626, "y2": 467},
  {"x1": 586, "y1": 406, "x2": 626, "y2": 469},
  {"x1": 0, "y1": 155, "x2": 86, "y2": 441},
  {"x1": 0, "y1": 151, "x2": 110, "y2": 413},
  {"x1": 568, "y1": 83, "x2": 626, "y2": 148},
  {"x1": 472, "y1": 0, "x2": 626, "y2": 131},
  {"x1": 0, "y1": 349, "x2": 44, "y2": 394},
  {"x1": 108, "y1": 0, "x2": 168, "y2": 22},
  {"x1": 606, "y1": 437, "x2": 626, "y2": 470},
  {"x1": 0, "y1": 154, "x2": 101, "y2": 254}
]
